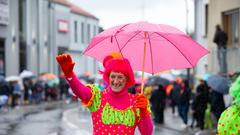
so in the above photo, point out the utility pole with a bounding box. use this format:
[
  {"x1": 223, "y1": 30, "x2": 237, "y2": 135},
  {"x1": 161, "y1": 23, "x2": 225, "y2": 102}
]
[
  {"x1": 185, "y1": 0, "x2": 191, "y2": 82},
  {"x1": 142, "y1": 0, "x2": 146, "y2": 21}
]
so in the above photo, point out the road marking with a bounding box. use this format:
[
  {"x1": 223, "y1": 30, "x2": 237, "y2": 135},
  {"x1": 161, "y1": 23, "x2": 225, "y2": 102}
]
[
  {"x1": 63, "y1": 108, "x2": 79, "y2": 129},
  {"x1": 49, "y1": 132, "x2": 57, "y2": 135},
  {"x1": 62, "y1": 108, "x2": 91, "y2": 135},
  {"x1": 75, "y1": 130, "x2": 91, "y2": 135}
]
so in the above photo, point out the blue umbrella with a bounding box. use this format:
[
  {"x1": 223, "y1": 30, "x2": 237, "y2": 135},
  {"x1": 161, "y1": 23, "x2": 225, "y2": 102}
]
[{"x1": 207, "y1": 75, "x2": 230, "y2": 94}]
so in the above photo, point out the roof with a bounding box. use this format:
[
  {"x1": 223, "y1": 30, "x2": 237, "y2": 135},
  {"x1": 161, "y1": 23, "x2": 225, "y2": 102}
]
[
  {"x1": 52, "y1": 0, "x2": 98, "y2": 20},
  {"x1": 70, "y1": 4, "x2": 98, "y2": 20},
  {"x1": 52, "y1": 0, "x2": 71, "y2": 7}
]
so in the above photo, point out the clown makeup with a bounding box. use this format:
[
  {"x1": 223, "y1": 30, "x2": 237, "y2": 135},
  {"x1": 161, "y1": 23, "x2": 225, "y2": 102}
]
[{"x1": 109, "y1": 71, "x2": 128, "y2": 92}]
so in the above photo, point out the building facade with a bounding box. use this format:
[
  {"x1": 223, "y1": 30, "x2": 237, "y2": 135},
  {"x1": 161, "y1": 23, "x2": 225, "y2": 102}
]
[
  {"x1": 0, "y1": 0, "x2": 19, "y2": 76},
  {"x1": 194, "y1": 0, "x2": 240, "y2": 75},
  {"x1": 68, "y1": 4, "x2": 99, "y2": 76},
  {"x1": 0, "y1": 0, "x2": 99, "y2": 77},
  {"x1": 194, "y1": 0, "x2": 209, "y2": 78},
  {"x1": 208, "y1": 0, "x2": 240, "y2": 74}
]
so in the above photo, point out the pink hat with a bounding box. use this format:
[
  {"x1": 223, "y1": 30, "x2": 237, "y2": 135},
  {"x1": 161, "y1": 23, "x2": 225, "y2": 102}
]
[{"x1": 103, "y1": 52, "x2": 135, "y2": 88}]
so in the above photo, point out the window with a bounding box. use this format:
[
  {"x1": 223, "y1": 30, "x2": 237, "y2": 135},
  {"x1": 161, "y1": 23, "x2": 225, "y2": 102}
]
[
  {"x1": 0, "y1": 39, "x2": 5, "y2": 76},
  {"x1": 223, "y1": 9, "x2": 239, "y2": 48},
  {"x1": 87, "y1": 24, "x2": 90, "y2": 42},
  {"x1": 81, "y1": 22, "x2": 84, "y2": 43},
  {"x1": 204, "y1": 4, "x2": 208, "y2": 36},
  {"x1": 19, "y1": 0, "x2": 26, "y2": 72},
  {"x1": 93, "y1": 25, "x2": 96, "y2": 36},
  {"x1": 74, "y1": 21, "x2": 78, "y2": 43}
]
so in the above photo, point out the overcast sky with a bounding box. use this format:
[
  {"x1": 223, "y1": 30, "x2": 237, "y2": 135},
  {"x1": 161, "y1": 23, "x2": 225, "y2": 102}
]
[{"x1": 69, "y1": 0, "x2": 194, "y2": 32}]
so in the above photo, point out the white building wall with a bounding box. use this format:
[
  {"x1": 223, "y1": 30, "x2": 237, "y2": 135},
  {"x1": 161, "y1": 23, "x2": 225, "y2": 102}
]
[
  {"x1": 69, "y1": 13, "x2": 99, "y2": 76},
  {"x1": 194, "y1": 0, "x2": 209, "y2": 79},
  {"x1": 5, "y1": 0, "x2": 19, "y2": 76}
]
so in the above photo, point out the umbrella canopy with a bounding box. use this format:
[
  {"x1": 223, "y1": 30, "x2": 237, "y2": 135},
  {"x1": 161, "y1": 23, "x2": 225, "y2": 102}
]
[
  {"x1": 40, "y1": 73, "x2": 57, "y2": 81},
  {"x1": 6, "y1": 76, "x2": 20, "y2": 82},
  {"x1": 147, "y1": 76, "x2": 170, "y2": 86},
  {"x1": 159, "y1": 73, "x2": 176, "y2": 81},
  {"x1": 20, "y1": 70, "x2": 35, "y2": 79},
  {"x1": 207, "y1": 75, "x2": 230, "y2": 94},
  {"x1": 47, "y1": 78, "x2": 60, "y2": 87},
  {"x1": 84, "y1": 21, "x2": 208, "y2": 93},
  {"x1": 84, "y1": 21, "x2": 208, "y2": 74}
]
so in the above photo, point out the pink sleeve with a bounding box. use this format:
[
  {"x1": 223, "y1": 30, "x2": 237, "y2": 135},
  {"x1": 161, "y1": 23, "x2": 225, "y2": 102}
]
[
  {"x1": 138, "y1": 116, "x2": 153, "y2": 135},
  {"x1": 66, "y1": 73, "x2": 92, "y2": 102}
]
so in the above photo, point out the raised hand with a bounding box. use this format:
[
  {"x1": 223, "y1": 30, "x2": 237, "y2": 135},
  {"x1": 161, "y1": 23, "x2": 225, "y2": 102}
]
[{"x1": 56, "y1": 54, "x2": 75, "y2": 78}]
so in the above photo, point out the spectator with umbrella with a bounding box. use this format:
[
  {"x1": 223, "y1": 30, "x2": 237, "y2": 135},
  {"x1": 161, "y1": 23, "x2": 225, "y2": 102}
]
[
  {"x1": 169, "y1": 81, "x2": 181, "y2": 116},
  {"x1": 0, "y1": 76, "x2": 10, "y2": 109},
  {"x1": 207, "y1": 75, "x2": 228, "y2": 123},
  {"x1": 20, "y1": 70, "x2": 35, "y2": 105},
  {"x1": 210, "y1": 90, "x2": 225, "y2": 123},
  {"x1": 22, "y1": 78, "x2": 33, "y2": 105},
  {"x1": 5, "y1": 76, "x2": 22, "y2": 108},
  {"x1": 10, "y1": 80, "x2": 22, "y2": 108},
  {"x1": 191, "y1": 79, "x2": 209, "y2": 132},
  {"x1": 150, "y1": 84, "x2": 166, "y2": 124}
]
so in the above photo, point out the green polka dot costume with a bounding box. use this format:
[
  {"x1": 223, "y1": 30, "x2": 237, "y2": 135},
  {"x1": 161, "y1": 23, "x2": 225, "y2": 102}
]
[{"x1": 218, "y1": 76, "x2": 240, "y2": 135}]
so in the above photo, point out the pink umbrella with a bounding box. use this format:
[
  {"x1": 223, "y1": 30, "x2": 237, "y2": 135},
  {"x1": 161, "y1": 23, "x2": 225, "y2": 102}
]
[{"x1": 84, "y1": 21, "x2": 209, "y2": 93}]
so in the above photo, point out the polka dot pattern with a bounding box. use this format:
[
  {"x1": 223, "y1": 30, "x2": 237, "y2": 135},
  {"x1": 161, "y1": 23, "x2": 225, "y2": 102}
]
[
  {"x1": 89, "y1": 91, "x2": 139, "y2": 135},
  {"x1": 218, "y1": 105, "x2": 240, "y2": 135}
]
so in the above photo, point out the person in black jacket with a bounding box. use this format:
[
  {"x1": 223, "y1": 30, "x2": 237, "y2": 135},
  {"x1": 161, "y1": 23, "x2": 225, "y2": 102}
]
[
  {"x1": 150, "y1": 84, "x2": 166, "y2": 124},
  {"x1": 169, "y1": 81, "x2": 181, "y2": 115},
  {"x1": 210, "y1": 89, "x2": 225, "y2": 122},
  {"x1": 213, "y1": 24, "x2": 228, "y2": 73},
  {"x1": 178, "y1": 80, "x2": 191, "y2": 127},
  {"x1": 191, "y1": 80, "x2": 209, "y2": 130}
]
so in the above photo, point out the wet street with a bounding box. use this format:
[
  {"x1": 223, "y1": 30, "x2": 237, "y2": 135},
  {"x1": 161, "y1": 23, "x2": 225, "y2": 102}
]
[
  {"x1": 0, "y1": 102, "x2": 215, "y2": 135},
  {"x1": 61, "y1": 106, "x2": 194, "y2": 135}
]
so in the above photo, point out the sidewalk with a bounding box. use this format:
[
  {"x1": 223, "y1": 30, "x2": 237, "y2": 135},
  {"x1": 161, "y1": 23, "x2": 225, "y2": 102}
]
[
  {"x1": 159, "y1": 107, "x2": 217, "y2": 135},
  {"x1": 0, "y1": 101, "x2": 77, "y2": 135}
]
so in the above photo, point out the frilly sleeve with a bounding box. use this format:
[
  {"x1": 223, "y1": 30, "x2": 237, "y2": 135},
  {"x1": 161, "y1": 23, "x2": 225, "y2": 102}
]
[
  {"x1": 82, "y1": 84, "x2": 101, "y2": 112},
  {"x1": 230, "y1": 76, "x2": 240, "y2": 106}
]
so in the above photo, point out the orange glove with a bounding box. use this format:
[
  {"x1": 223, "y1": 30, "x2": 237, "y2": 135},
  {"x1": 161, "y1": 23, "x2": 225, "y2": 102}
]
[
  {"x1": 56, "y1": 54, "x2": 75, "y2": 78},
  {"x1": 136, "y1": 94, "x2": 150, "y2": 117}
]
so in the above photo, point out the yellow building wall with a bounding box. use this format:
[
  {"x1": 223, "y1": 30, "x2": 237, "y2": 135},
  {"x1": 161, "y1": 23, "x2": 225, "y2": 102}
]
[{"x1": 208, "y1": 0, "x2": 240, "y2": 73}]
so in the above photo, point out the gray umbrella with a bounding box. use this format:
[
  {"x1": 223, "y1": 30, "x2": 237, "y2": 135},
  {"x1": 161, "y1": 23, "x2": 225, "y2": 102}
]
[
  {"x1": 207, "y1": 75, "x2": 230, "y2": 94},
  {"x1": 147, "y1": 76, "x2": 170, "y2": 86}
]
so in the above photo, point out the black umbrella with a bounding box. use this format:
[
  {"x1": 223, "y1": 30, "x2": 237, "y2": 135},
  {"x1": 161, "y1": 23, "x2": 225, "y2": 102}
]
[{"x1": 147, "y1": 76, "x2": 170, "y2": 86}]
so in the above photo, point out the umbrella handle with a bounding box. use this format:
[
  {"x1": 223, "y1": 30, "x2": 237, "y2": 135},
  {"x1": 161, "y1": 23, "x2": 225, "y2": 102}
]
[{"x1": 141, "y1": 32, "x2": 147, "y2": 94}]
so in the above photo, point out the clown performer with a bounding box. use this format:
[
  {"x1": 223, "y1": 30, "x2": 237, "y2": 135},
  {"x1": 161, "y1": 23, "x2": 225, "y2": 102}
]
[
  {"x1": 56, "y1": 52, "x2": 153, "y2": 135},
  {"x1": 217, "y1": 76, "x2": 240, "y2": 135}
]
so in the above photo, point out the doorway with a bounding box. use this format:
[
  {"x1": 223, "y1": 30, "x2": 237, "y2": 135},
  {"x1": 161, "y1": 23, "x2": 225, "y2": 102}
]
[{"x1": 0, "y1": 39, "x2": 5, "y2": 76}]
